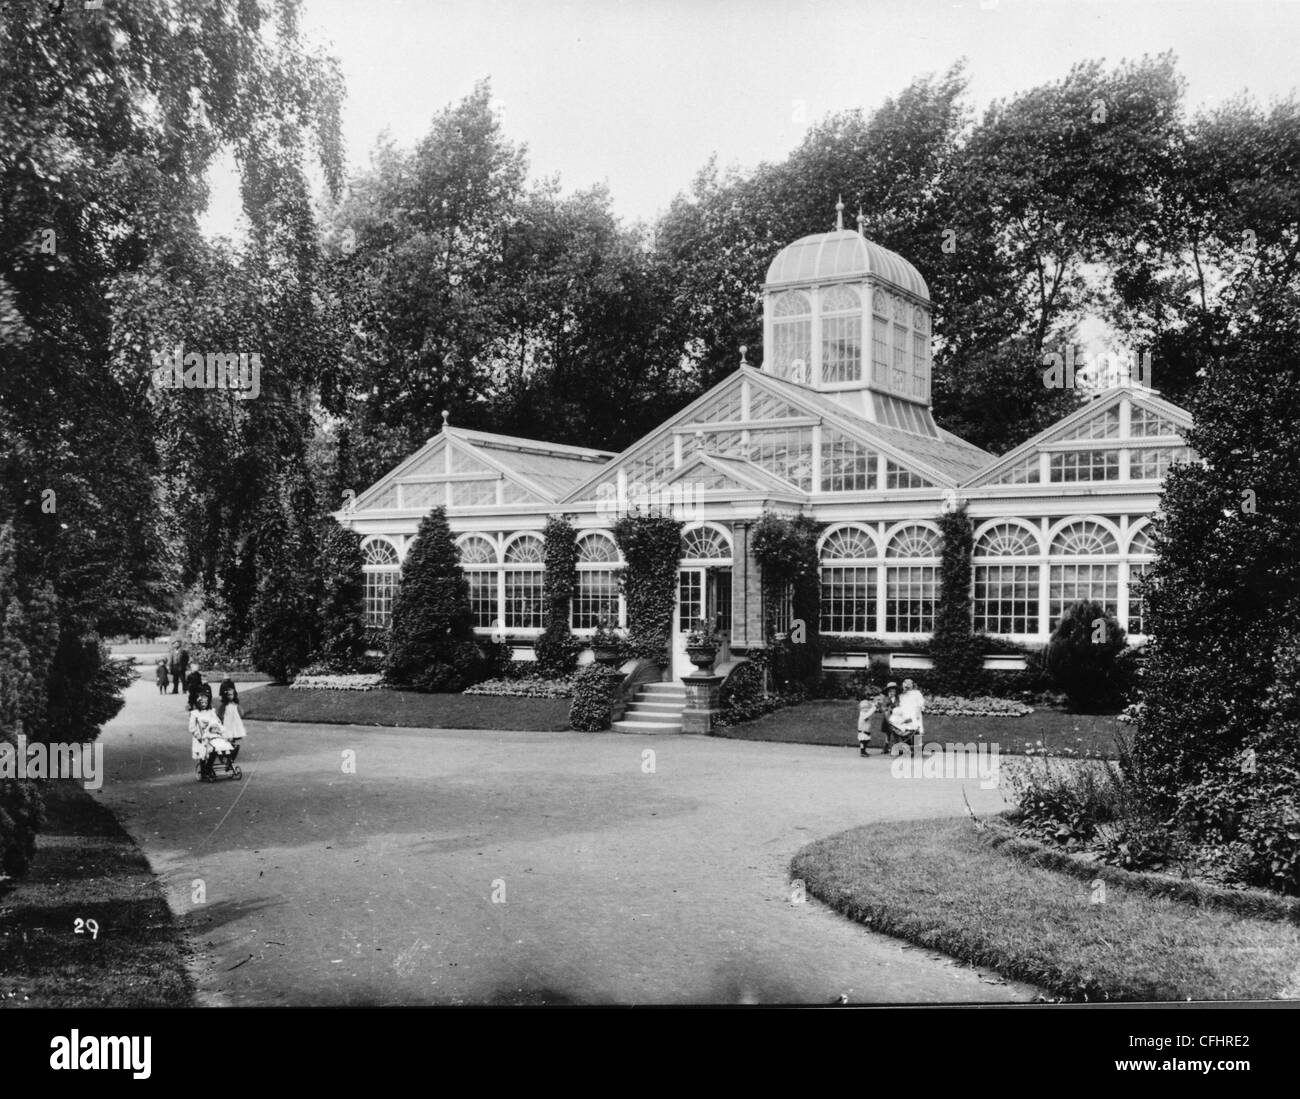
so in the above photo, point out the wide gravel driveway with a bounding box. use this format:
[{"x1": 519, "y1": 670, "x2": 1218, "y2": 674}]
[{"x1": 93, "y1": 681, "x2": 1039, "y2": 1005}]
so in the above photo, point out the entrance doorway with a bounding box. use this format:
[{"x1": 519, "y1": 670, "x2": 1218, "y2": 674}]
[{"x1": 671, "y1": 566, "x2": 732, "y2": 681}]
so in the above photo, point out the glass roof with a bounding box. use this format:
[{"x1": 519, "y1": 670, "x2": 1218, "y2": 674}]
[{"x1": 764, "y1": 230, "x2": 930, "y2": 301}]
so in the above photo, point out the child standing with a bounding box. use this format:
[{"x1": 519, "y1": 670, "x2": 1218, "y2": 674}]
[
  {"x1": 155, "y1": 658, "x2": 170, "y2": 694},
  {"x1": 856, "y1": 693, "x2": 880, "y2": 756}
]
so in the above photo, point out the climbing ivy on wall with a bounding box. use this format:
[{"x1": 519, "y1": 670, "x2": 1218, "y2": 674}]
[
  {"x1": 751, "y1": 511, "x2": 823, "y2": 686},
  {"x1": 535, "y1": 515, "x2": 581, "y2": 675},
  {"x1": 612, "y1": 512, "x2": 682, "y2": 664},
  {"x1": 932, "y1": 502, "x2": 984, "y2": 694}
]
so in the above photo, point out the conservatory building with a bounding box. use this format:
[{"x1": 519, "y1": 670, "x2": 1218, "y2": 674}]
[{"x1": 337, "y1": 213, "x2": 1193, "y2": 684}]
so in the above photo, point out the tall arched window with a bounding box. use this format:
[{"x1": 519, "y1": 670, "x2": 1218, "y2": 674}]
[
  {"x1": 973, "y1": 523, "x2": 1039, "y2": 635},
  {"x1": 574, "y1": 532, "x2": 621, "y2": 630},
  {"x1": 820, "y1": 285, "x2": 862, "y2": 384},
  {"x1": 503, "y1": 534, "x2": 545, "y2": 630},
  {"x1": 458, "y1": 535, "x2": 499, "y2": 630},
  {"x1": 362, "y1": 539, "x2": 400, "y2": 628},
  {"x1": 1049, "y1": 520, "x2": 1119, "y2": 625},
  {"x1": 1127, "y1": 525, "x2": 1155, "y2": 635},
  {"x1": 885, "y1": 525, "x2": 940, "y2": 634},
  {"x1": 772, "y1": 291, "x2": 812, "y2": 381},
  {"x1": 820, "y1": 526, "x2": 877, "y2": 634}
]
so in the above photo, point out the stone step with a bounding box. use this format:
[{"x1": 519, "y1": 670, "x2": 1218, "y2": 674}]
[
  {"x1": 611, "y1": 719, "x2": 683, "y2": 734},
  {"x1": 627, "y1": 700, "x2": 684, "y2": 713},
  {"x1": 641, "y1": 684, "x2": 686, "y2": 696},
  {"x1": 623, "y1": 708, "x2": 684, "y2": 722}
]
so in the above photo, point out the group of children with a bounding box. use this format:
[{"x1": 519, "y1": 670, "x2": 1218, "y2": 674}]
[
  {"x1": 855, "y1": 678, "x2": 925, "y2": 756},
  {"x1": 153, "y1": 655, "x2": 248, "y2": 776}
]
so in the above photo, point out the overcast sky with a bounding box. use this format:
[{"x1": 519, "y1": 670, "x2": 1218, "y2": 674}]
[{"x1": 202, "y1": 0, "x2": 1300, "y2": 238}]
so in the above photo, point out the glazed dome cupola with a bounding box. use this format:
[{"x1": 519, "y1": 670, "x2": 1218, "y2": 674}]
[{"x1": 760, "y1": 199, "x2": 936, "y2": 433}]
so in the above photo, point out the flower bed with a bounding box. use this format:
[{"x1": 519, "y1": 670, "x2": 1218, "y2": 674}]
[
  {"x1": 290, "y1": 673, "x2": 383, "y2": 691},
  {"x1": 924, "y1": 695, "x2": 1035, "y2": 717},
  {"x1": 464, "y1": 676, "x2": 574, "y2": 699}
]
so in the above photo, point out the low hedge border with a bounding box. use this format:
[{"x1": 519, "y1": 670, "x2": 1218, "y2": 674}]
[{"x1": 982, "y1": 814, "x2": 1300, "y2": 925}]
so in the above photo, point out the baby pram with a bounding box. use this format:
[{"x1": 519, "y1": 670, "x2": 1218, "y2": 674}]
[{"x1": 192, "y1": 718, "x2": 242, "y2": 783}]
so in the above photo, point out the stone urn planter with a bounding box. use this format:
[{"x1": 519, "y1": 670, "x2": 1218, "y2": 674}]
[{"x1": 685, "y1": 644, "x2": 718, "y2": 671}]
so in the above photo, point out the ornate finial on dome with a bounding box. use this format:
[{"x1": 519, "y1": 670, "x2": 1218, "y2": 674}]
[
  {"x1": 835, "y1": 195, "x2": 844, "y2": 231},
  {"x1": 856, "y1": 207, "x2": 865, "y2": 236},
  {"x1": 739, "y1": 345, "x2": 749, "y2": 367},
  {"x1": 441, "y1": 409, "x2": 450, "y2": 429}
]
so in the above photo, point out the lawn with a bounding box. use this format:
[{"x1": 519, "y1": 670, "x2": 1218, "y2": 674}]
[
  {"x1": 792, "y1": 817, "x2": 1300, "y2": 1002},
  {"x1": 241, "y1": 685, "x2": 573, "y2": 731},
  {"x1": 0, "y1": 780, "x2": 194, "y2": 1008},
  {"x1": 715, "y1": 698, "x2": 1125, "y2": 758}
]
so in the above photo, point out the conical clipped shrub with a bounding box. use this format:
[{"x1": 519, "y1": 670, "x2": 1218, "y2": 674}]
[
  {"x1": 249, "y1": 477, "x2": 318, "y2": 683},
  {"x1": 317, "y1": 519, "x2": 367, "y2": 670},
  {"x1": 1044, "y1": 600, "x2": 1129, "y2": 711},
  {"x1": 384, "y1": 507, "x2": 481, "y2": 692}
]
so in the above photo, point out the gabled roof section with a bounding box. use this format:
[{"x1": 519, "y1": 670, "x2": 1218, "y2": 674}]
[
  {"x1": 561, "y1": 366, "x2": 995, "y2": 502},
  {"x1": 446, "y1": 428, "x2": 614, "y2": 500},
  {"x1": 750, "y1": 369, "x2": 995, "y2": 485},
  {"x1": 667, "y1": 454, "x2": 806, "y2": 498},
  {"x1": 345, "y1": 427, "x2": 615, "y2": 515},
  {"x1": 963, "y1": 386, "x2": 1194, "y2": 489}
]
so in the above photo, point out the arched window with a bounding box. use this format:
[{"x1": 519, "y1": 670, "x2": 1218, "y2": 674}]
[
  {"x1": 973, "y1": 523, "x2": 1039, "y2": 635},
  {"x1": 772, "y1": 291, "x2": 811, "y2": 382},
  {"x1": 820, "y1": 526, "x2": 877, "y2": 634},
  {"x1": 362, "y1": 539, "x2": 400, "y2": 628},
  {"x1": 820, "y1": 285, "x2": 861, "y2": 384},
  {"x1": 886, "y1": 525, "x2": 941, "y2": 558},
  {"x1": 680, "y1": 526, "x2": 731, "y2": 562},
  {"x1": 1127, "y1": 525, "x2": 1155, "y2": 635},
  {"x1": 1049, "y1": 520, "x2": 1118, "y2": 625},
  {"x1": 1051, "y1": 521, "x2": 1118, "y2": 556},
  {"x1": 458, "y1": 535, "x2": 498, "y2": 629},
  {"x1": 884, "y1": 525, "x2": 939, "y2": 634},
  {"x1": 974, "y1": 523, "x2": 1038, "y2": 558},
  {"x1": 574, "y1": 533, "x2": 622, "y2": 630},
  {"x1": 503, "y1": 534, "x2": 545, "y2": 629}
]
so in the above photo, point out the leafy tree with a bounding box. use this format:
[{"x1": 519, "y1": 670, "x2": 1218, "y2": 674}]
[
  {"x1": 1131, "y1": 305, "x2": 1300, "y2": 804},
  {"x1": 0, "y1": 0, "x2": 343, "y2": 740},
  {"x1": 384, "y1": 507, "x2": 480, "y2": 691},
  {"x1": 249, "y1": 478, "x2": 318, "y2": 682},
  {"x1": 0, "y1": 523, "x2": 49, "y2": 878}
]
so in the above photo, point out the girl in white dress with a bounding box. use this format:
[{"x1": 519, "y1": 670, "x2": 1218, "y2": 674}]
[
  {"x1": 216, "y1": 677, "x2": 247, "y2": 751},
  {"x1": 189, "y1": 696, "x2": 227, "y2": 760}
]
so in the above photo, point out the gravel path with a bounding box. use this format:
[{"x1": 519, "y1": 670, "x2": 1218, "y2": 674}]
[{"x1": 92, "y1": 680, "x2": 1041, "y2": 1005}]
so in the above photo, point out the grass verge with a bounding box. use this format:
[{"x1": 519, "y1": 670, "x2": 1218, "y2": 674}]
[
  {"x1": 242, "y1": 685, "x2": 572, "y2": 731},
  {"x1": 791, "y1": 816, "x2": 1300, "y2": 1002},
  {"x1": 0, "y1": 780, "x2": 194, "y2": 1007},
  {"x1": 717, "y1": 699, "x2": 1123, "y2": 758}
]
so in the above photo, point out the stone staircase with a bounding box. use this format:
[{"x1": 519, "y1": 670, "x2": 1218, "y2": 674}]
[{"x1": 611, "y1": 681, "x2": 686, "y2": 734}]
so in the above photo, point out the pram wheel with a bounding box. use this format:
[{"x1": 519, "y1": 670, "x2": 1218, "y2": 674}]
[{"x1": 233, "y1": 766, "x2": 242, "y2": 780}]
